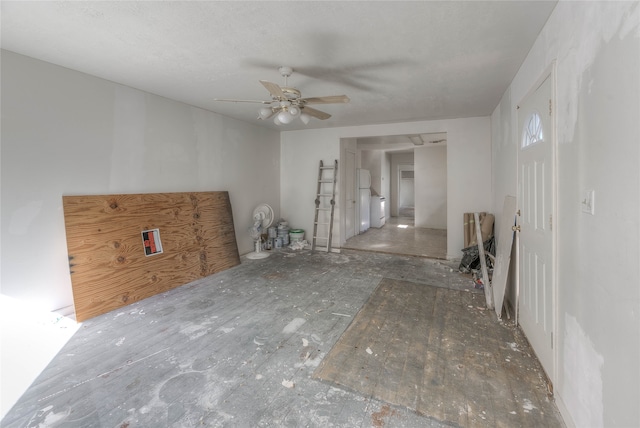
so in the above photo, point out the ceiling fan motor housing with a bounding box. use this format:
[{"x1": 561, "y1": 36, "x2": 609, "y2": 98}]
[
  {"x1": 278, "y1": 66, "x2": 293, "y2": 78},
  {"x1": 280, "y1": 87, "x2": 301, "y2": 101}
]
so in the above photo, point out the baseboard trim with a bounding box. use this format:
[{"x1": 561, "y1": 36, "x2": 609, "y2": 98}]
[{"x1": 554, "y1": 392, "x2": 575, "y2": 428}]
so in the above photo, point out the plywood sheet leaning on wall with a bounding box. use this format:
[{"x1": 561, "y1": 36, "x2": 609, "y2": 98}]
[{"x1": 63, "y1": 192, "x2": 240, "y2": 322}]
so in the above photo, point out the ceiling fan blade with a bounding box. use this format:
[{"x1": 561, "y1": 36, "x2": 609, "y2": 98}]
[
  {"x1": 300, "y1": 95, "x2": 350, "y2": 105},
  {"x1": 214, "y1": 98, "x2": 272, "y2": 104},
  {"x1": 259, "y1": 80, "x2": 285, "y2": 99},
  {"x1": 302, "y1": 106, "x2": 331, "y2": 120}
]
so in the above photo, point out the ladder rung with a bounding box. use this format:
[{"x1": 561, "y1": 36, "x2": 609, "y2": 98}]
[
  {"x1": 318, "y1": 194, "x2": 333, "y2": 197},
  {"x1": 320, "y1": 166, "x2": 335, "y2": 169},
  {"x1": 314, "y1": 222, "x2": 330, "y2": 225},
  {"x1": 319, "y1": 180, "x2": 334, "y2": 183},
  {"x1": 317, "y1": 208, "x2": 331, "y2": 211}
]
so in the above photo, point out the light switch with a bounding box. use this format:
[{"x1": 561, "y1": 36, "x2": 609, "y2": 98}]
[{"x1": 582, "y1": 190, "x2": 595, "y2": 215}]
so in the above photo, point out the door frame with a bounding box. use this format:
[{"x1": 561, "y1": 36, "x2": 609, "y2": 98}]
[{"x1": 516, "y1": 60, "x2": 558, "y2": 385}]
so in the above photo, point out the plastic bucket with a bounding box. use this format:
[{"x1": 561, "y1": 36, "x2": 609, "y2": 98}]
[{"x1": 289, "y1": 229, "x2": 305, "y2": 242}]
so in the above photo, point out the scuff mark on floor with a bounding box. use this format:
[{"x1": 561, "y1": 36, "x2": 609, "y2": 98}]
[
  {"x1": 282, "y1": 318, "x2": 306, "y2": 334},
  {"x1": 371, "y1": 404, "x2": 398, "y2": 427}
]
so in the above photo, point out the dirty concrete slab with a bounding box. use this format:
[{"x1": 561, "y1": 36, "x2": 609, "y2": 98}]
[{"x1": 1, "y1": 249, "x2": 563, "y2": 428}]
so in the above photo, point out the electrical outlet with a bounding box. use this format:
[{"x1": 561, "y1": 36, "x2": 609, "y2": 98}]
[{"x1": 582, "y1": 190, "x2": 595, "y2": 215}]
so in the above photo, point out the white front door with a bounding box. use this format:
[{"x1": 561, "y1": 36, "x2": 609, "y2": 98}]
[{"x1": 517, "y1": 72, "x2": 556, "y2": 382}]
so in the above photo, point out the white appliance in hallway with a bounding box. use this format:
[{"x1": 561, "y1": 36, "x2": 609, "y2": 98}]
[
  {"x1": 371, "y1": 196, "x2": 386, "y2": 228},
  {"x1": 357, "y1": 169, "x2": 371, "y2": 233}
]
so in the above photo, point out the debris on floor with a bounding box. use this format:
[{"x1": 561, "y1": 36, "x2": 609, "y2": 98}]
[
  {"x1": 289, "y1": 239, "x2": 309, "y2": 250},
  {"x1": 281, "y1": 379, "x2": 295, "y2": 388},
  {"x1": 459, "y1": 236, "x2": 496, "y2": 274}
]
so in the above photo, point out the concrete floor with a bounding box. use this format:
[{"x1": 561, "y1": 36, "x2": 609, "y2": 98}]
[
  {"x1": 342, "y1": 216, "x2": 447, "y2": 260},
  {"x1": 0, "y1": 296, "x2": 81, "y2": 419},
  {"x1": 1, "y1": 249, "x2": 564, "y2": 427}
]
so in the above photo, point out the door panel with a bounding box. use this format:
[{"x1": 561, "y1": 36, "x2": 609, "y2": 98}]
[{"x1": 517, "y1": 74, "x2": 555, "y2": 381}]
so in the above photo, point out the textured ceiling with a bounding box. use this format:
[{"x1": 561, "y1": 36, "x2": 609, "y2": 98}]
[{"x1": 1, "y1": 1, "x2": 556, "y2": 132}]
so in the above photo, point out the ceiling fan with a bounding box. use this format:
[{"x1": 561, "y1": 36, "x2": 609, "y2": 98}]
[
  {"x1": 214, "y1": 66, "x2": 350, "y2": 125},
  {"x1": 409, "y1": 135, "x2": 447, "y2": 146}
]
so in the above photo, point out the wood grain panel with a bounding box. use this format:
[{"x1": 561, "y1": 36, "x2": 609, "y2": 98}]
[{"x1": 63, "y1": 192, "x2": 240, "y2": 321}]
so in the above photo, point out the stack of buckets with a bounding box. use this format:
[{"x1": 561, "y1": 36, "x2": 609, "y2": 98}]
[
  {"x1": 277, "y1": 222, "x2": 289, "y2": 248},
  {"x1": 267, "y1": 221, "x2": 290, "y2": 249}
]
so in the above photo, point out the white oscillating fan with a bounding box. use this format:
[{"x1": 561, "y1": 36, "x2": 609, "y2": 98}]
[{"x1": 246, "y1": 203, "x2": 274, "y2": 259}]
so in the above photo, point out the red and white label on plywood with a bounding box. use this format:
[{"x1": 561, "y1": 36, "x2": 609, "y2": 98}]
[{"x1": 142, "y1": 229, "x2": 163, "y2": 256}]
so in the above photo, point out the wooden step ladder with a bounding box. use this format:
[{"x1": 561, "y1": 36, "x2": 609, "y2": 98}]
[{"x1": 312, "y1": 159, "x2": 338, "y2": 252}]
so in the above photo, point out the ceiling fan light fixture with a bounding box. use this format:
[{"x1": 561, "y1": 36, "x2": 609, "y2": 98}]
[
  {"x1": 299, "y1": 112, "x2": 311, "y2": 125},
  {"x1": 258, "y1": 107, "x2": 273, "y2": 120},
  {"x1": 277, "y1": 109, "x2": 294, "y2": 124},
  {"x1": 289, "y1": 106, "x2": 301, "y2": 117}
]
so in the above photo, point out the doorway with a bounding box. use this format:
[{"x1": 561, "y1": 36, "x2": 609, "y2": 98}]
[
  {"x1": 398, "y1": 166, "x2": 415, "y2": 218},
  {"x1": 340, "y1": 134, "x2": 448, "y2": 259}
]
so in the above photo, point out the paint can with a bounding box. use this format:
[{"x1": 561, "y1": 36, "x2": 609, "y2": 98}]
[
  {"x1": 268, "y1": 227, "x2": 277, "y2": 238},
  {"x1": 289, "y1": 229, "x2": 305, "y2": 243},
  {"x1": 275, "y1": 237, "x2": 282, "y2": 248},
  {"x1": 277, "y1": 226, "x2": 290, "y2": 245}
]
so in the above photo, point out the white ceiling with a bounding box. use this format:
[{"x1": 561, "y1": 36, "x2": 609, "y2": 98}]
[{"x1": 1, "y1": 1, "x2": 556, "y2": 132}]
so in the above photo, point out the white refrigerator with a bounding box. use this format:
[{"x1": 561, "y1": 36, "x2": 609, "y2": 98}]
[
  {"x1": 371, "y1": 196, "x2": 386, "y2": 228},
  {"x1": 357, "y1": 169, "x2": 371, "y2": 233}
]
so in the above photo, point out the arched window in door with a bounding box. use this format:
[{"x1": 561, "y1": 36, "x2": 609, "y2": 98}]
[{"x1": 521, "y1": 111, "x2": 544, "y2": 148}]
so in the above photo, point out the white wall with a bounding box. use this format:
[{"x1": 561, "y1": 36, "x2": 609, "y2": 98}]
[
  {"x1": 360, "y1": 150, "x2": 383, "y2": 195},
  {"x1": 490, "y1": 3, "x2": 639, "y2": 427},
  {"x1": 281, "y1": 117, "x2": 491, "y2": 259},
  {"x1": 280, "y1": 135, "x2": 340, "y2": 242},
  {"x1": 415, "y1": 145, "x2": 447, "y2": 229},
  {"x1": 1, "y1": 50, "x2": 281, "y2": 314}
]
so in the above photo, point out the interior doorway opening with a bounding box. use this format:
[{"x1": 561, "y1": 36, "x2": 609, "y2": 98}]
[
  {"x1": 340, "y1": 133, "x2": 448, "y2": 259},
  {"x1": 398, "y1": 166, "x2": 415, "y2": 219}
]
